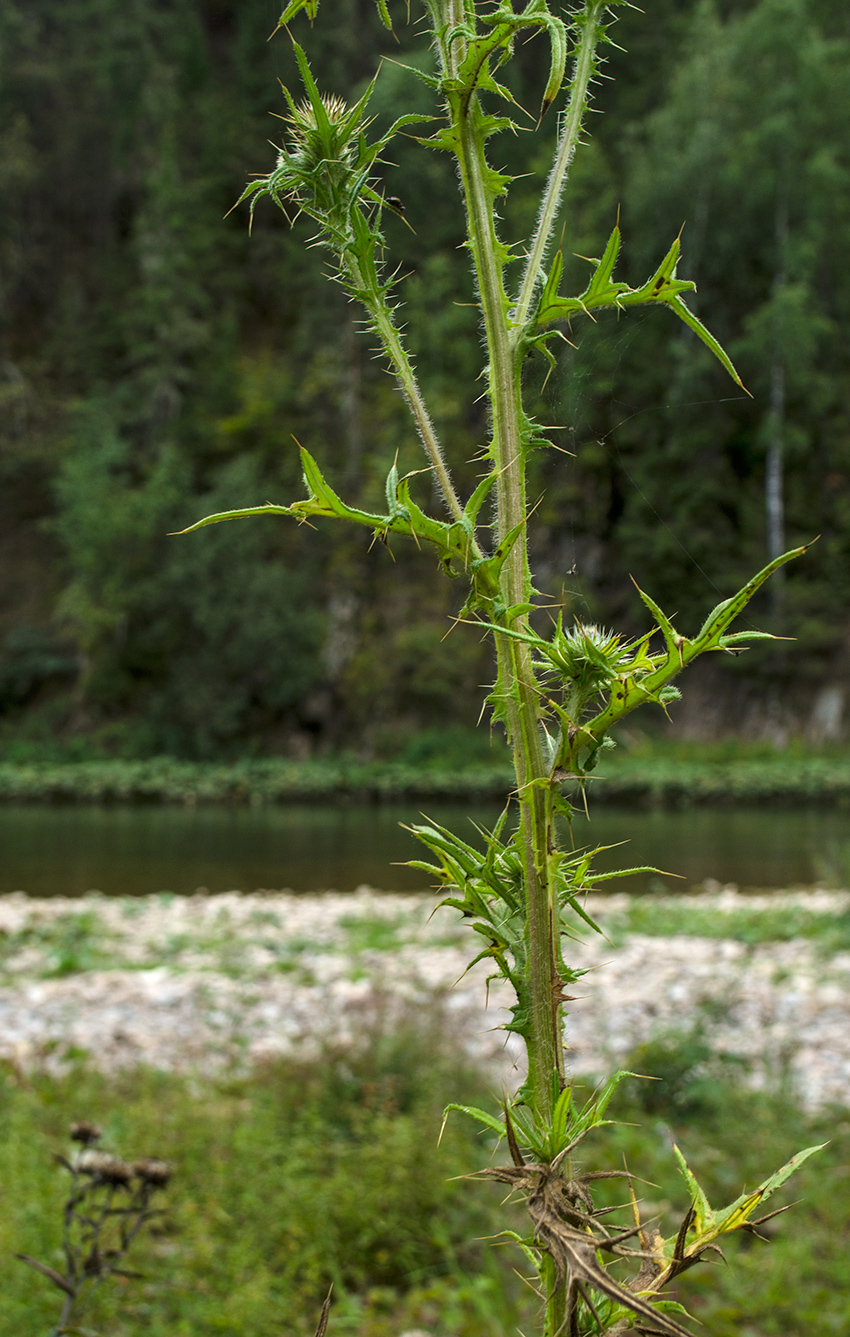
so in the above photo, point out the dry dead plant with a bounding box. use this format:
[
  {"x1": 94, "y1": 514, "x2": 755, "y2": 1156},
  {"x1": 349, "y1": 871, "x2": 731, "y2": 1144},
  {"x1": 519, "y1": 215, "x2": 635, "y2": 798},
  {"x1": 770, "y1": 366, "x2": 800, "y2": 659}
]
[{"x1": 15, "y1": 1120, "x2": 171, "y2": 1336}]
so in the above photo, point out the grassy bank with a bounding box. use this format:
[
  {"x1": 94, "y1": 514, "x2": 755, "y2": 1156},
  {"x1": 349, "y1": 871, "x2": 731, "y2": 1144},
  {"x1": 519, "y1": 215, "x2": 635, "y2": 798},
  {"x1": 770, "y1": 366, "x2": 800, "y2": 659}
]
[
  {"x1": 0, "y1": 756, "x2": 513, "y2": 805},
  {"x1": 0, "y1": 1022, "x2": 526, "y2": 1337},
  {"x1": 593, "y1": 744, "x2": 850, "y2": 807},
  {"x1": 1, "y1": 741, "x2": 850, "y2": 805},
  {"x1": 0, "y1": 1031, "x2": 846, "y2": 1336}
]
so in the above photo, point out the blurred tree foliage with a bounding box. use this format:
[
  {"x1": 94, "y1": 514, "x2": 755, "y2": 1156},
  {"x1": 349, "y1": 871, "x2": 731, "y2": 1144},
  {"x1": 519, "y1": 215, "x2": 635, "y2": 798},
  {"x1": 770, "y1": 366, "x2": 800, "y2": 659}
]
[{"x1": 0, "y1": 0, "x2": 849, "y2": 757}]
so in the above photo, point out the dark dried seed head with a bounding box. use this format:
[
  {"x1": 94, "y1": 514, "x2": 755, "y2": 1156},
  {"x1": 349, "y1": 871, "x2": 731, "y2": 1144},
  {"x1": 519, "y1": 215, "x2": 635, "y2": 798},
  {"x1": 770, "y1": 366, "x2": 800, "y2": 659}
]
[
  {"x1": 70, "y1": 1120, "x2": 102, "y2": 1146},
  {"x1": 77, "y1": 1150, "x2": 134, "y2": 1185},
  {"x1": 133, "y1": 1158, "x2": 172, "y2": 1188}
]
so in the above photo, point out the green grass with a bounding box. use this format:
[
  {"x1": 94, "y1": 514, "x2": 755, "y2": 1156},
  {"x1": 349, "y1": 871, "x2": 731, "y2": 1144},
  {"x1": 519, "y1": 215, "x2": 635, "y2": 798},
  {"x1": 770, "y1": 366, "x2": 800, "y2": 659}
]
[
  {"x1": 0, "y1": 755, "x2": 514, "y2": 805},
  {"x1": 0, "y1": 1015, "x2": 530, "y2": 1337},
  {"x1": 338, "y1": 912, "x2": 411, "y2": 953},
  {"x1": 4, "y1": 893, "x2": 848, "y2": 986},
  {"x1": 610, "y1": 899, "x2": 850, "y2": 950},
  {"x1": 0, "y1": 900, "x2": 454, "y2": 982},
  {"x1": 0, "y1": 1019, "x2": 847, "y2": 1336},
  {"x1": 2, "y1": 738, "x2": 850, "y2": 805},
  {"x1": 589, "y1": 738, "x2": 850, "y2": 807},
  {"x1": 0, "y1": 911, "x2": 120, "y2": 978}
]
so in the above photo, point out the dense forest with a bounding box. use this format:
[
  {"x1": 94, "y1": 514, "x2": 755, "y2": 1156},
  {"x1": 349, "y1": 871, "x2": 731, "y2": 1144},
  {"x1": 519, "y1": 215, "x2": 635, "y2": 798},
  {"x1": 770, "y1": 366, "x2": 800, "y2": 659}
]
[{"x1": 1, "y1": 0, "x2": 849, "y2": 759}]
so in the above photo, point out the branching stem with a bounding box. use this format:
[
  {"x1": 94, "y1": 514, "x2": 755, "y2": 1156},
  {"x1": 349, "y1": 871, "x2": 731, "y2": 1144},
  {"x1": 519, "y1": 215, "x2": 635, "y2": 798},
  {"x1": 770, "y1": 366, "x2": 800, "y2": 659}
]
[{"x1": 513, "y1": 3, "x2": 607, "y2": 333}]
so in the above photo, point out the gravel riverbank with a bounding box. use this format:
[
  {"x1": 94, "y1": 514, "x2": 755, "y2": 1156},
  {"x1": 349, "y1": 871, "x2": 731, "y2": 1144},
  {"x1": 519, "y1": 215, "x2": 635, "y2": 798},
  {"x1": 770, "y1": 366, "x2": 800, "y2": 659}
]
[{"x1": 1, "y1": 887, "x2": 849, "y2": 1107}]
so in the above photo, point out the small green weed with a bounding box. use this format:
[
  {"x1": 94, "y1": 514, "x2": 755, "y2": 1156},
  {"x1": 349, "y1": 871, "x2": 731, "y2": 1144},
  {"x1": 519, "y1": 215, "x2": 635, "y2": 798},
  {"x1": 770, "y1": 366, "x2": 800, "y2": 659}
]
[
  {"x1": 339, "y1": 912, "x2": 410, "y2": 953},
  {"x1": 0, "y1": 911, "x2": 117, "y2": 978},
  {"x1": 156, "y1": 931, "x2": 194, "y2": 963},
  {"x1": 627, "y1": 1028, "x2": 749, "y2": 1119}
]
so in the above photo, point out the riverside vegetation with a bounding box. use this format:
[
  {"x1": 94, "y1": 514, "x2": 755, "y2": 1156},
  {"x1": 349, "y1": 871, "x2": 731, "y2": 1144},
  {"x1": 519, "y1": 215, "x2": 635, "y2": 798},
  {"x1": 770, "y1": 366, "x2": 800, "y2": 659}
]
[
  {"x1": 170, "y1": 2, "x2": 827, "y2": 1334},
  {"x1": 0, "y1": 1047, "x2": 848, "y2": 1337},
  {"x1": 1, "y1": 889, "x2": 849, "y2": 1331},
  {"x1": 5, "y1": 739, "x2": 850, "y2": 804}
]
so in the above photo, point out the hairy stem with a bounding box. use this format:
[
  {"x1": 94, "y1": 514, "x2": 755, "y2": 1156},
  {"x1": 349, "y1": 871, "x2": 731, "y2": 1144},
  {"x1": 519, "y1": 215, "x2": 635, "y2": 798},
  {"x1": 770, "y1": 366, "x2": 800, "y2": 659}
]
[
  {"x1": 447, "y1": 39, "x2": 562, "y2": 1126},
  {"x1": 513, "y1": 2, "x2": 607, "y2": 332},
  {"x1": 544, "y1": 1255, "x2": 567, "y2": 1337},
  {"x1": 347, "y1": 256, "x2": 466, "y2": 524}
]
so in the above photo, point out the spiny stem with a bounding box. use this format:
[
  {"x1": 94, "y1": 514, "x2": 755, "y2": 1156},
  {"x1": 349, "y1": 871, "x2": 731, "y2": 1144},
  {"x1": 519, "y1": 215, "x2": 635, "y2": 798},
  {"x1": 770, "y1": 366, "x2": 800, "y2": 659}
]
[
  {"x1": 456, "y1": 126, "x2": 524, "y2": 551},
  {"x1": 513, "y1": 2, "x2": 607, "y2": 333},
  {"x1": 446, "y1": 31, "x2": 562, "y2": 1126},
  {"x1": 372, "y1": 309, "x2": 465, "y2": 523},
  {"x1": 438, "y1": 4, "x2": 609, "y2": 1136},
  {"x1": 544, "y1": 1254, "x2": 567, "y2": 1337},
  {"x1": 346, "y1": 255, "x2": 467, "y2": 526}
]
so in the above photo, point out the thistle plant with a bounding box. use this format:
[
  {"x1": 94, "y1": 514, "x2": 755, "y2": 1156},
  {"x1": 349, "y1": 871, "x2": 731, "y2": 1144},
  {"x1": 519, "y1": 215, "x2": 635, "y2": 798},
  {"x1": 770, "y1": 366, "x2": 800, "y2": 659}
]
[
  {"x1": 15, "y1": 1121, "x2": 171, "y2": 1336},
  {"x1": 179, "y1": 3, "x2": 821, "y2": 1333}
]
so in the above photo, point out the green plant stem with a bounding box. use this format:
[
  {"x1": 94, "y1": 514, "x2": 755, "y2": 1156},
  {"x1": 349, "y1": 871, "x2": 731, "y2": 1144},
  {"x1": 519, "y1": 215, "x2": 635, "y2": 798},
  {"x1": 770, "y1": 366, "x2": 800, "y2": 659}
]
[
  {"x1": 447, "y1": 25, "x2": 562, "y2": 1129},
  {"x1": 543, "y1": 1254, "x2": 567, "y2": 1337},
  {"x1": 441, "y1": 16, "x2": 599, "y2": 1327},
  {"x1": 346, "y1": 256, "x2": 466, "y2": 524},
  {"x1": 513, "y1": 3, "x2": 606, "y2": 331}
]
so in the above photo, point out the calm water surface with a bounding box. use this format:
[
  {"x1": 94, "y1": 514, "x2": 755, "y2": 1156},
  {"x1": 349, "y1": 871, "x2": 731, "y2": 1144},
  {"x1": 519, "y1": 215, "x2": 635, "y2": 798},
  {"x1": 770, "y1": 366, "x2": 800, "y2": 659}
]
[{"x1": 1, "y1": 803, "x2": 850, "y2": 897}]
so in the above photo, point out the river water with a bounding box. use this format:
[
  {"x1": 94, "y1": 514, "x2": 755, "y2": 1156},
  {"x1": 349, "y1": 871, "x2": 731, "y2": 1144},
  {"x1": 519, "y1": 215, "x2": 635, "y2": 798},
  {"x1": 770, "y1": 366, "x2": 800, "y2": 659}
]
[{"x1": 1, "y1": 802, "x2": 850, "y2": 897}]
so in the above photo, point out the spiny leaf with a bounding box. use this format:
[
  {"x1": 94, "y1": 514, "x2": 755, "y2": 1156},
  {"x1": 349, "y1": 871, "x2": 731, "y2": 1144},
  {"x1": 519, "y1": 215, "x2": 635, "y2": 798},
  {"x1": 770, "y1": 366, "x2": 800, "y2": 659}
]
[
  {"x1": 538, "y1": 248, "x2": 564, "y2": 319},
  {"x1": 632, "y1": 579, "x2": 680, "y2": 653},
  {"x1": 719, "y1": 630, "x2": 782, "y2": 646},
  {"x1": 496, "y1": 1227, "x2": 540, "y2": 1269},
  {"x1": 650, "y1": 1301, "x2": 693, "y2": 1318},
  {"x1": 656, "y1": 1138, "x2": 825, "y2": 1278},
  {"x1": 584, "y1": 542, "x2": 811, "y2": 741},
  {"x1": 463, "y1": 470, "x2": 497, "y2": 528},
  {"x1": 548, "y1": 1085, "x2": 573, "y2": 1151},
  {"x1": 170, "y1": 504, "x2": 293, "y2": 534},
  {"x1": 576, "y1": 1069, "x2": 635, "y2": 1128},
  {"x1": 535, "y1": 223, "x2": 746, "y2": 387},
  {"x1": 692, "y1": 542, "x2": 812, "y2": 650},
  {"x1": 540, "y1": 13, "x2": 568, "y2": 117},
  {"x1": 667, "y1": 293, "x2": 745, "y2": 389},
  {"x1": 275, "y1": 0, "x2": 319, "y2": 29},
  {"x1": 507, "y1": 1104, "x2": 542, "y2": 1154},
  {"x1": 756, "y1": 1142, "x2": 826, "y2": 1202},
  {"x1": 442, "y1": 1103, "x2": 505, "y2": 1137},
  {"x1": 672, "y1": 1143, "x2": 713, "y2": 1234},
  {"x1": 587, "y1": 864, "x2": 664, "y2": 882},
  {"x1": 714, "y1": 1141, "x2": 827, "y2": 1232},
  {"x1": 584, "y1": 225, "x2": 623, "y2": 300}
]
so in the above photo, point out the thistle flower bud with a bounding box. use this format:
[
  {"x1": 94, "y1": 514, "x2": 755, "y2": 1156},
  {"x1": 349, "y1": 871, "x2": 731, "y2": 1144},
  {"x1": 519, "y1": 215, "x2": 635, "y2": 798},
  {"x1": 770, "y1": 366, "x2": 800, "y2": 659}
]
[
  {"x1": 280, "y1": 92, "x2": 364, "y2": 208},
  {"x1": 289, "y1": 93, "x2": 351, "y2": 144}
]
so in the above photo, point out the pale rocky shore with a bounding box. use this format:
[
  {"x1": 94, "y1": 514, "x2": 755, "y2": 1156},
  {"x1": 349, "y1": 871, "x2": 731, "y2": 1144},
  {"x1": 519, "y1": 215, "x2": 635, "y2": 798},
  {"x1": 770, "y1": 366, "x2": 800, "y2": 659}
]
[{"x1": 0, "y1": 886, "x2": 849, "y2": 1108}]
